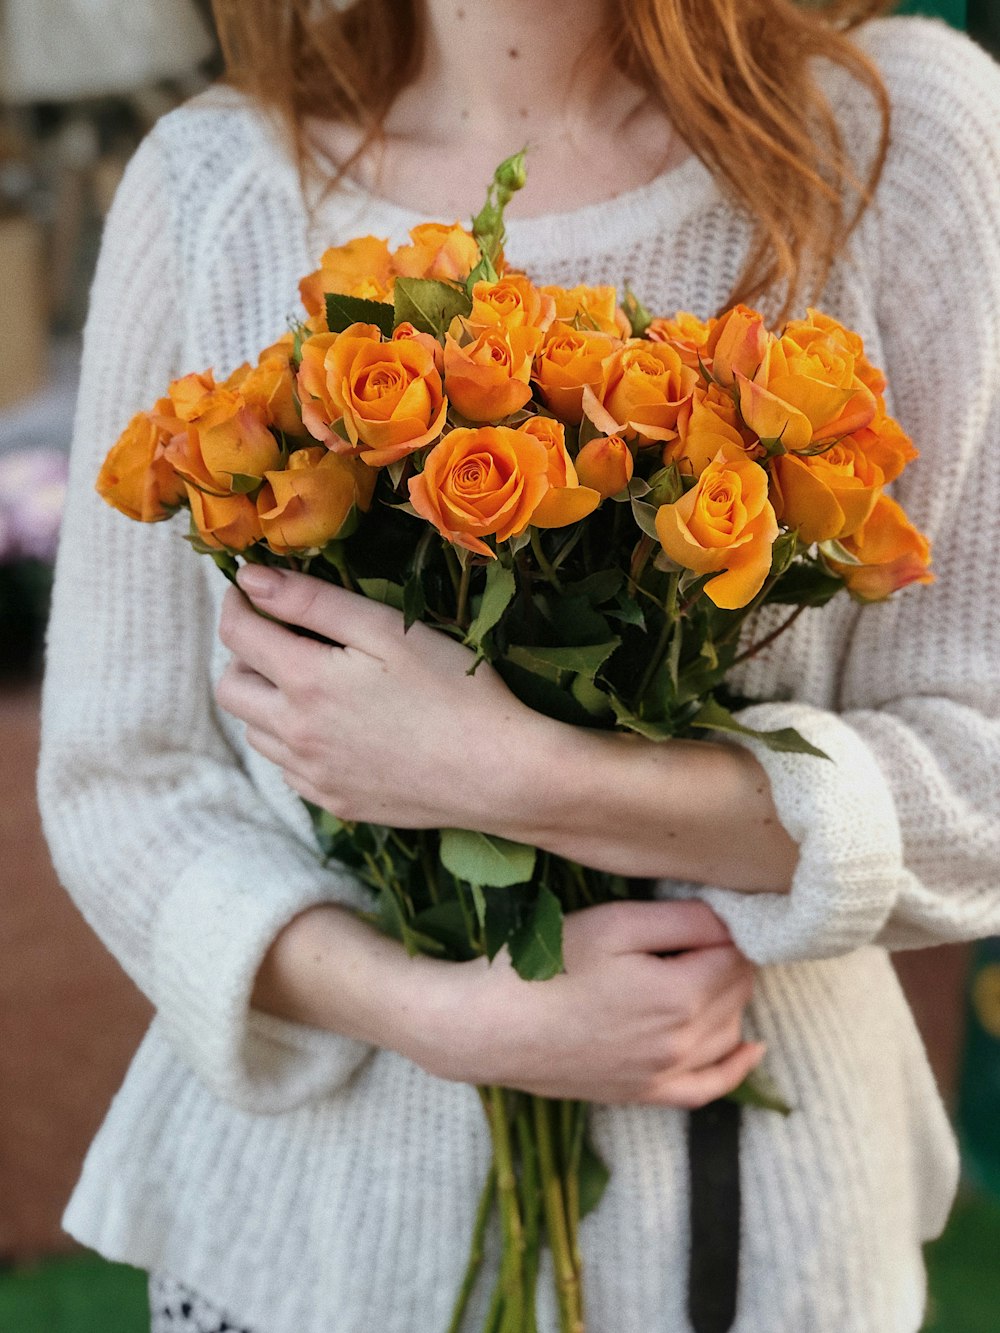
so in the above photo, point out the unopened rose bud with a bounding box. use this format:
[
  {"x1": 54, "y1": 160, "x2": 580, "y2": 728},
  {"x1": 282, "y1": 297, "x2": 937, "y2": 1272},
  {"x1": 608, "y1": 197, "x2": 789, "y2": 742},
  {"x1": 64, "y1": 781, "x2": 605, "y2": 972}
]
[
  {"x1": 495, "y1": 150, "x2": 528, "y2": 201},
  {"x1": 574, "y1": 434, "x2": 634, "y2": 500}
]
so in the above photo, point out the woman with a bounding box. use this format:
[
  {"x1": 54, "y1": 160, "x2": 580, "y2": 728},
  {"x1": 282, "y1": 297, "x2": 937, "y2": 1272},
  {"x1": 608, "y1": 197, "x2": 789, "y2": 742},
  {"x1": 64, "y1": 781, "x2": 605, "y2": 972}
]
[{"x1": 37, "y1": 1, "x2": 1000, "y2": 1330}]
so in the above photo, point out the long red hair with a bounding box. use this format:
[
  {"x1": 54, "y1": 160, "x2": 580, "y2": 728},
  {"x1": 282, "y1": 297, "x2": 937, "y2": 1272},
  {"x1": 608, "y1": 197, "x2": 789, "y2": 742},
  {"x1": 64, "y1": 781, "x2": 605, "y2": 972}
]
[{"x1": 211, "y1": 0, "x2": 896, "y2": 315}]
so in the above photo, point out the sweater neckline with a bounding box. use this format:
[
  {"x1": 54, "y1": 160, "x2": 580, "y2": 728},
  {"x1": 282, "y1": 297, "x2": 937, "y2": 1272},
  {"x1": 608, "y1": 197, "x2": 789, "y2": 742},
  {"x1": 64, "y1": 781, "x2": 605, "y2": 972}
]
[{"x1": 304, "y1": 147, "x2": 719, "y2": 269}]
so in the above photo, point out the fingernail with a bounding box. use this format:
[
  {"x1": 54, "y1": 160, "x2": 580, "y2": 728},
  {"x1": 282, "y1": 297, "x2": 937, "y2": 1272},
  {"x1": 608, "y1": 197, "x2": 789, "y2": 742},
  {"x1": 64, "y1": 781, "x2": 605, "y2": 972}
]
[{"x1": 237, "y1": 565, "x2": 283, "y2": 599}]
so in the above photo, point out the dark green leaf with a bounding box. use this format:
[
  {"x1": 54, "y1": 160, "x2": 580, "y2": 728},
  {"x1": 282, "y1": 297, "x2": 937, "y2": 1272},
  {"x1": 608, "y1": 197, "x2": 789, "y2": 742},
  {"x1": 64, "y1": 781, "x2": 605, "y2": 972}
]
[
  {"x1": 508, "y1": 886, "x2": 564, "y2": 980},
  {"x1": 578, "y1": 1134, "x2": 612, "y2": 1218},
  {"x1": 403, "y1": 572, "x2": 426, "y2": 631},
  {"x1": 325, "y1": 292, "x2": 395, "y2": 337},
  {"x1": 622, "y1": 284, "x2": 653, "y2": 338},
  {"x1": 689, "y1": 697, "x2": 830, "y2": 759},
  {"x1": 465, "y1": 559, "x2": 516, "y2": 651},
  {"x1": 506, "y1": 638, "x2": 620, "y2": 682},
  {"x1": 357, "y1": 577, "x2": 405, "y2": 610},
  {"x1": 631, "y1": 497, "x2": 661, "y2": 540},
  {"x1": 606, "y1": 591, "x2": 645, "y2": 629},
  {"x1": 439, "y1": 828, "x2": 537, "y2": 888},
  {"x1": 571, "y1": 673, "x2": 614, "y2": 719},
  {"x1": 765, "y1": 561, "x2": 845, "y2": 608},
  {"x1": 563, "y1": 570, "x2": 624, "y2": 604},
  {"x1": 609, "y1": 695, "x2": 677, "y2": 741},
  {"x1": 227, "y1": 472, "x2": 263, "y2": 496},
  {"x1": 482, "y1": 885, "x2": 519, "y2": 962},
  {"x1": 728, "y1": 1071, "x2": 794, "y2": 1116},
  {"x1": 394, "y1": 277, "x2": 472, "y2": 338},
  {"x1": 376, "y1": 885, "x2": 446, "y2": 957},
  {"x1": 768, "y1": 529, "x2": 799, "y2": 579},
  {"x1": 410, "y1": 901, "x2": 478, "y2": 960}
]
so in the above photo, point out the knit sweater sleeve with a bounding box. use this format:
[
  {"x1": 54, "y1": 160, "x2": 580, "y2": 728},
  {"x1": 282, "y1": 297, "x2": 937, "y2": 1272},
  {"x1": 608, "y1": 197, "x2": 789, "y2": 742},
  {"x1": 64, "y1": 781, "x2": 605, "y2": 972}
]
[
  {"x1": 36, "y1": 130, "x2": 374, "y2": 1113},
  {"x1": 689, "y1": 21, "x2": 1000, "y2": 965}
]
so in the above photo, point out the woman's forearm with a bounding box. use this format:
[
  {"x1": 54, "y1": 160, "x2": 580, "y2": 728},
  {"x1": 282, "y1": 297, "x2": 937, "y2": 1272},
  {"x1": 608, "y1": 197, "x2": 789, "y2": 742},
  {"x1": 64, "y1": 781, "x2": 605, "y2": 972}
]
[{"x1": 501, "y1": 718, "x2": 799, "y2": 893}]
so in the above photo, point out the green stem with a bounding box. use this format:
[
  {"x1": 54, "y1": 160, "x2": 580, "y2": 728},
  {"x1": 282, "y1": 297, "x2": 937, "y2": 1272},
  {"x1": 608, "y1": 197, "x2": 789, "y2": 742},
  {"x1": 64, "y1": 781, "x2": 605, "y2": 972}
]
[
  {"x1": 324, "y1": 543, "x2": 356, "y2": 593},
  {"x1": 530, "y1": 527, "x2": 564, "y2": 593},
  {"x1": 487, "y1": 1086, "x2": 526, "y2": 1332},
  {"x1": 532, "y1": 1096, "x2": 584, "y2": 1333},
  {"x1": 456, "y1": 560, "x2": 473, "y2": 629},
  {"x1": 446, "y1": 1163, "x2": 498, "y2": 1333},
  {"x1": 515, "y1": 1101, "x2": 542, "y2": 1333},
  {"x1": 444, "y1": 543, "x2": 463, "y2": 597},
  {"x1": 633, "y1": 572, "x2": 680, "y2": 708}
]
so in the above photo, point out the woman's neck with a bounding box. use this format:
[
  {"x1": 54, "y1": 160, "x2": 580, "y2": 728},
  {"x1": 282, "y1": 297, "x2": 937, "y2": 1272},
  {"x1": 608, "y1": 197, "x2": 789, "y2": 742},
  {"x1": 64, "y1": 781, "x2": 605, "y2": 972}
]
[{"x1": 311, "y1": 0, "x2": 687, "y2": 221}]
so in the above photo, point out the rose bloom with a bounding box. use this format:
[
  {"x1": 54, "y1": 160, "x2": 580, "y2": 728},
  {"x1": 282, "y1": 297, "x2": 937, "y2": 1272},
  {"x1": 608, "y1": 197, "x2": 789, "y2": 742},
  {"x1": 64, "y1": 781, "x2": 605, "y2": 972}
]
[
  {"x1": 666, "y1": 385, "x2": 751, "y2": 477},
  {"x1": 828, "y1": 493, "x2": 933, "y2": 602},
  {"x1": 783, "y1": 308, "x2": 888, "y2": 400},
  {"x1": 465, "y1": 275, "x2": 556, "y2": 337},
  {"x1": 408, "y1": 425, "x2": 550, "y2": 557},
  {"x1": 736, "y1": 329, "x2": 878, "y2": 454},
  {"x1": 540, "y1": 284, "x2": 629, "y2": 337},
  {"x1": 518, "y1": 416, "x2": 600, "y2": 527},
  {"x1": 186, "y1": 484, "x2": 263, "y2": 552},
  {"x1": 96, "y1": 404, "x2": 186, "y2": 522},
  {"x1": 443, "y1": 323, "x2": 543, "y2": 422},
  {"x1": 574, "y1": 433, "x2": 634, "y2": 500},
  {"x1": 258, "y1": 447, "x2": 376, "y2": 555},
  {"x1": 533, "y1": 323, "x2": 619, "y2": 425},
  {"x1": 646, "y1": 311, "x2": 717, "y2": 369},
  {"x1": 299, "y1": 236, "x2": 395, "y2": 319},
  {"x1": 847, "y1": 399, "x2": 919, "y2": 483},
  {"x1": 704, "y1": 305, "x2": 773, "y2": 388},
  {"x1": 391, "y1": 222, "x2": 480, "y2": 283},
  {"x1": 770, "y1": 439, "x2": 884, "y2": 544},
  {"x1": 298, "y1": 323, "x2": 447, "y2": 467},
  {"x1": 601, "y1": 340, "x2": 698, "y2": 444},
  {"x1": 238, "y1": 336, "x2": 302, "y2": 438},
  {"x1": 655, "y1": 443, "x2": 779, "y2": 609},
  {"x1": 164, "y1": 387, "x2": 282, "y2": 495}
]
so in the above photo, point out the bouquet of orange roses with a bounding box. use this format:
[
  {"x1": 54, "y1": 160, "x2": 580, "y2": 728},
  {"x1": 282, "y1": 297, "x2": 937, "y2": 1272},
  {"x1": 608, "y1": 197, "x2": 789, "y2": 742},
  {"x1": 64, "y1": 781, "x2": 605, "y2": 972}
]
[{"x1": 97, "y1": 152, "x2": 932, "y2": 1333}]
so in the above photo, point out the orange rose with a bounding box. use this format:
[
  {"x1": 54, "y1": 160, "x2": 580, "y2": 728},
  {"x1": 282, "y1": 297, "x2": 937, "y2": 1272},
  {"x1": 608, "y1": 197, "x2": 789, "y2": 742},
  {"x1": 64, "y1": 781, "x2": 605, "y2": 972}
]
[
  {"x1": 533, "y1": 323, "x2": 618, "y2": 425},
  {"x1": 299, "y1": 236, "x2": 394, "y2": 318},
  {"x1": 666, "y1": 385, "x2": 750, "y2": 477},
  {"x1": 828, "y1": 494, "x2": 933, "y2": 602},
  {"x1": 770, "y1": 439, "x2": 883, "y2": 544},
  {"x1": 257, "y1": 447, "x2": 376, "y2": 555},
  {"x1": 655, "y1": 443, "x2": 778, "y2": 609},
  {"x1": 705, "y1": 305, "x2": 773, "y2": 388},
  {"x1": 298, "y1": 323, "x2": 447, "y2": 467},
  {"x1": 783, "y1": 308, "x2": 888, "y2": 400},
  {"x1": 736, "y1": 331, "x2": 877, "y2": 454},
  {"x1": 848, "y1": 399, "x2": 919, "y2": 483},
  {"x1": 574, "y1": 433, "x2": 634, "y2": 500},
  {"x1": 466, "y1": 275, "x2": 556, "y2": 337},
  {"x1": 164, "y1": 387, "x2": 282, "y2": 495},
  {"x1": 186, "y1": 483, "x2": 263, "y2": 551},
  {"x1": 240, "y1": 336, "x2": 301, "y2": 438},
  {"x1": 646, "y1": 311, "x2": 717, "y2": 370},
  {"x1": 393, "y1": 321, "x2": 445, "y2": 374},
  {"x1": 96, "y1": 404, "x2": 186, "y2": 522},
  {"x1": 408, "y1": 425, "x2": 550, "y2": 557},
  {"x1": 518, "y1": 416, "x2": 600, "y2": 528},
  {"x1": 443, "y1": 324, "x2": 542, "y2": 422},
  {"x1": 168, "y1": 370, "x2": 218, "y2": 423},
  {"x1": 541, "y1": 284, "x2": 629, "y2": 337},
  {"x1": 391, "y1": 222, "x2": 481, "y2": 283},
  {"x1": 600, "y1": 340, "x2": 698, "y2": 444}
]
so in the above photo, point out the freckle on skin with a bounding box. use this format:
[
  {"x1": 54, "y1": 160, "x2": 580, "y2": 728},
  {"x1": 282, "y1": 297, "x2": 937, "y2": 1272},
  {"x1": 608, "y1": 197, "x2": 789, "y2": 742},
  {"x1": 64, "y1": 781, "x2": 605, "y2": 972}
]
[
  {"x1": 508, "y1": 47, "x2": 519, "y2": 58},
  {"x1": 519, "y1": 107, "x2": 529, "y2": 118}
]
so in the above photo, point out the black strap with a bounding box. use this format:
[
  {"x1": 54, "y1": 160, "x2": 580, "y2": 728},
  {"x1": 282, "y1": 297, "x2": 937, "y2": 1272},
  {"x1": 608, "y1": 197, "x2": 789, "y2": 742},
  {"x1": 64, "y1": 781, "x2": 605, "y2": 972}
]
[{"x1": 687, "y1": 1099, "x2": 742, "y2": 1333}]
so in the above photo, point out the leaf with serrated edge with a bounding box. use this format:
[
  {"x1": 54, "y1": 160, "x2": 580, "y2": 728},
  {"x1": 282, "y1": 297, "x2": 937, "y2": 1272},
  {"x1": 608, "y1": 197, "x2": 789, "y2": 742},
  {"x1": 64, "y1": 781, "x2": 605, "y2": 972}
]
[
  {"x1": 689, "y1": 697, "x2": 831, "y2": 760},
  {"x1": 325, "y1": 293, "x2": 394, "y2": 337},
  {"x1": 508, "y1": 886, "x2": 564, "y2": 980},
  {"x1": 465, "y1": 560, "x2": 516, "y2": 650},
  {"x1": 394, "y1": 277, "x2": 472, "y2": 338}
]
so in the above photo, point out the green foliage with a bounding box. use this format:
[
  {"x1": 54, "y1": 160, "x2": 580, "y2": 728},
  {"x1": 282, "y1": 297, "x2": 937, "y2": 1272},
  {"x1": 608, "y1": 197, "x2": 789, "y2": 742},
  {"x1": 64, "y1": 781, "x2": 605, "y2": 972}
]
[
  {"x1": 325, "y1": 292, "x2": 395, "y2": 337},
  {"x1": 507, "y1": 885, "x2": 564, "y2": 981},
  {"x1": 393, "y1": 276, "x2": 472, "y2": 338},
  {"x1": 439, "y1": 828, "x2": 537, "y2": 888}
]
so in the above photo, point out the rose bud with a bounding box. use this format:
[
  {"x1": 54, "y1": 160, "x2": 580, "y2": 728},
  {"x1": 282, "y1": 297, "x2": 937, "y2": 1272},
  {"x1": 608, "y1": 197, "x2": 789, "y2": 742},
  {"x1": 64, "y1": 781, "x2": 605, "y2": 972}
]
[{"x1": 574, "y1": 434, "x2": 634, "y2": 500}]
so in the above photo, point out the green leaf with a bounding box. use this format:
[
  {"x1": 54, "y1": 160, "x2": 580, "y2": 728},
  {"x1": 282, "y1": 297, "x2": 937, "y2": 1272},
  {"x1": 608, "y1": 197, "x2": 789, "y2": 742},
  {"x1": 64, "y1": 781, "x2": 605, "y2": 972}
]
[
  {"x1": 403, "y1": 571, "x2": 426, "y2": 631},
  {"x1": 469, "y1": 881, "x2": 487, "y2": 933},
  {"x1": 563, "y1": 570, "x2": 624, "y2": 604},
  {"x1": 325, "y1": 292, "x2": 395, "y2": 337},
  {"x1": 376, "y1": 885, "x2": 446, "y2": 958},
  {"x1": 227, "y1": 472, "x2": 263, "y2": 496},
  {"x1": 728, "y1": 1070, "x2": 794, "y2": 1116},
  {"x1": 768, "y1": 529, "x2": 799, "y2": 579},
  {"x1": 577, "y1": 1134, "x2": 611, "y2": 1218},
  {"x1": 818, "y1": 537, "x2": 863, "y2": 567},
  {"x1": 505, "y1": 638, "x2": 620, "y2": 682},
  {"x1": 482, "y1": 885, "x2": 519, "y2": 962},
  {"x1": 622, "y1": 284, "x2": 653, "y2": 338},
  {"x1": 357, "y1": 577, "x2": 405, "y2": 610},
  {"x1": 465, "y1": 251, "x2": 499, "y2": 296},
  {"x1": 631, "y1": 497, "x2": 662, "y2": 540},
  {"x1": 609, "y1": 694, "x2": 677, "y2": 741},
  {"x1": 508, "y1": 886, "x2": 564, "y2": 981},
  {"x1": 465, "y1": 559, "x2": 516, "y2": 651},
  {"x1": 439, "y1": 828, "x2": 537, "y2": 888},
  {"x1": 571, "y1": 673, "x2": 614, "y2": 719},
  {"x1": 766, "y1": 560, "x2": 845, "y2": 608},
  {"x1": 689, "y1": 697, "x2": 831, "y2": 760},
  {"x1": 393, "y1": 277, "x2": 472, "y2": 339},
  {"x1": 606, "y1": 591, "x2": 645, "y2": 629},
  {"x1": 210, "y1": 550, "x2": 239, "y2": 582}
]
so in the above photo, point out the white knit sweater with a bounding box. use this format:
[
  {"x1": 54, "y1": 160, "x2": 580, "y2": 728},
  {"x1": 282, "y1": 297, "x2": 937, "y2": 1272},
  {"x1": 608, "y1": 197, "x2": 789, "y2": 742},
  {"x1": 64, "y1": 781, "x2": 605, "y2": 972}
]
[{"x1": 37, "y1": 18, "x2": 1000, "y2": 1333}]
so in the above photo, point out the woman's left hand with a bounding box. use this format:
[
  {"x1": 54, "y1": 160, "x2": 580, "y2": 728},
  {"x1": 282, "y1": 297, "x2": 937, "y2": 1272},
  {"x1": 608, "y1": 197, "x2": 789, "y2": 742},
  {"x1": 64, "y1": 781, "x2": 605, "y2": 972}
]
[{"x1": 214, "y1": 564, "x2": 553, "y2": 831}]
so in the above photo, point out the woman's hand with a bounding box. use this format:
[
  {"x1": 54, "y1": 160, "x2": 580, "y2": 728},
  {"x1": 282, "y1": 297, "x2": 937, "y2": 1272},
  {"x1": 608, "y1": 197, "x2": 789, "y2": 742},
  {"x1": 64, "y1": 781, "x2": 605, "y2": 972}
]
[
  {"x1": 215, "y1": 564, "x2": 555, "y2": 831},
  {"x1": 217, "y1": 563, "x2": 798, "y2": 892},
  {"x1": 254, "y1": 896, "x2": 764, "y2": 1109}
]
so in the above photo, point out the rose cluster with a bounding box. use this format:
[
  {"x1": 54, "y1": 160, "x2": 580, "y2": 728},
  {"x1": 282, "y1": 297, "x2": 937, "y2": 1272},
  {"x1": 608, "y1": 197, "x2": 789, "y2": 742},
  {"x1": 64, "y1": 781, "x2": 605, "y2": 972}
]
[{"x1": 97, "y1": 216, "x2": 931, "y2": 610}]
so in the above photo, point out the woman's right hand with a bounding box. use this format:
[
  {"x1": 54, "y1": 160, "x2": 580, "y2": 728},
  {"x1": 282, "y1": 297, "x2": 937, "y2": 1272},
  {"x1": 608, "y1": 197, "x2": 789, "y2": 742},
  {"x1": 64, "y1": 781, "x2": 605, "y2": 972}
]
[{"x1": 406, "y1": 899, "x2": 764, "y2": 1108}]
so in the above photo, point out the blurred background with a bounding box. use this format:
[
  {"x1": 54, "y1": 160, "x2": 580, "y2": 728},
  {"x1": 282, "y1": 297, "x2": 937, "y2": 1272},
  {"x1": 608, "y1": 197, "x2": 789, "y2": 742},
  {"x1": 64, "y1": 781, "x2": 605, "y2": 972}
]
[{"x1": 1, "y1": 1, "x2": 998, "y2": 1330}]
